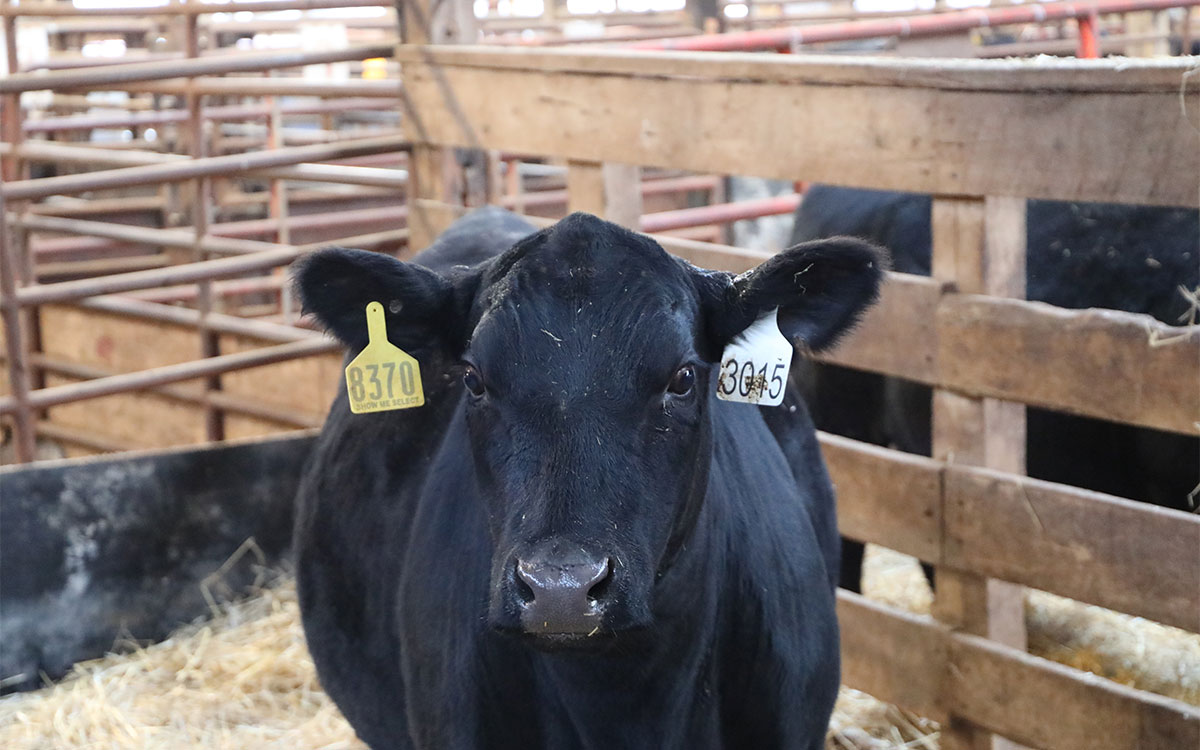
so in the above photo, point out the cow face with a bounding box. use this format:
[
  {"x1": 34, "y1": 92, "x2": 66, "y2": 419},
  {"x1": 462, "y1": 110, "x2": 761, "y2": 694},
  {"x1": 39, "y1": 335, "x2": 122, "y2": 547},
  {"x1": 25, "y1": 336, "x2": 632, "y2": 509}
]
[{"x1": 296, "y1": 212, "x2": 884, "y2": 651}]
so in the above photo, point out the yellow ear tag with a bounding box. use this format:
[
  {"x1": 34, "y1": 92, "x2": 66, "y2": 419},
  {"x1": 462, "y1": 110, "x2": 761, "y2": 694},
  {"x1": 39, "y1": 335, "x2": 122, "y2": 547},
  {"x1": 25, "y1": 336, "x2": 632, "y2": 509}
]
[{"x1": 345, "y1": 301, "x2": 425, "y2": 414}]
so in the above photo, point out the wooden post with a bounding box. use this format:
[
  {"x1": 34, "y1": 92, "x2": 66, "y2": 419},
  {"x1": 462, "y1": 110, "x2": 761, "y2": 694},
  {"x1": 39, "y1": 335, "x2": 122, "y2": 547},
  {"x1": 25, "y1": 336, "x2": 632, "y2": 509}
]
[
  {"x1": 931, "y1": 196, "x2": 1029, "y2": 750},
  {"x1": 3, "y1": 7, "x2": 43, "y2": 460},
  {"x1": 0, "y1": 191, "x2": 36, "y2": 463},
  {"x1": 402, "y1": 0, "x2": 477, "y2": 250},
  {"x1": 566, "y1": 161, "x2": 643, "y2": 231},
  {"x1": 1126, "y1": 10, "x2": 1170, "y2": 57}
]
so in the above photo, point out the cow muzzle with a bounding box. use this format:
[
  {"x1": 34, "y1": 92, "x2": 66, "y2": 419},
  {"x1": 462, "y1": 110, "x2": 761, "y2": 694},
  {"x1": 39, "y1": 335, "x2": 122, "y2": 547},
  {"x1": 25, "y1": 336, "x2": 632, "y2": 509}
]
[{"x1": 512, "y1": 541, "x2": 613, "y2": 638}]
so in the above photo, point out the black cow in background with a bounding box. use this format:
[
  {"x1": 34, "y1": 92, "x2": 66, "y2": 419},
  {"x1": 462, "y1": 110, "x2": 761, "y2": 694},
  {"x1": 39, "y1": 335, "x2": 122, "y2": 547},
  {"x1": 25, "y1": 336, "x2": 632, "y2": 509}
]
[
  {"x1": 789, "y1": 185, "x2": 1200, "y2": 592},
  {"x1": 293, "y1": 208, "x2": 887, "y2": 749}
]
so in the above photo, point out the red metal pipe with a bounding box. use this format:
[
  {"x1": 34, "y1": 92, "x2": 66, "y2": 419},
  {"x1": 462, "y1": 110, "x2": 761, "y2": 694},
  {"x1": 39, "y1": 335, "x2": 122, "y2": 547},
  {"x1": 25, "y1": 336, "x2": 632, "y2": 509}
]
[
  {"x1": 631, "y1": 0, "x2": 1199, "y2": 52},
  {"x1": 1077, "y1": 10, "x2": 1101, "y2": 58},
  {"x1": 640, "y1": 195, "x2": 801, "y2": 234}
]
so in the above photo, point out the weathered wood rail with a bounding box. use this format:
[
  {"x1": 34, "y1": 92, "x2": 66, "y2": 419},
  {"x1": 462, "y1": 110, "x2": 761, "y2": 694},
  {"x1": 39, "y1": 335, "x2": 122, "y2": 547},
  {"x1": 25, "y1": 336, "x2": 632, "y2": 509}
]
[{"x1": 396, "y1": 40, "x2": 1200, "y2": 750}]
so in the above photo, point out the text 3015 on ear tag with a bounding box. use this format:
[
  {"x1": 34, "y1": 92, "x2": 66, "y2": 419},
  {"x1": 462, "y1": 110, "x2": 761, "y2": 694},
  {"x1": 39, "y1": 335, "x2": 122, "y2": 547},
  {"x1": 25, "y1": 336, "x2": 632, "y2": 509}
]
[
  {"x1": 715, "y1": 308, "x2": 792, "y2": 407},
  {"x1": 345, "y1": 301, "x2": 425, "y2": 414}
]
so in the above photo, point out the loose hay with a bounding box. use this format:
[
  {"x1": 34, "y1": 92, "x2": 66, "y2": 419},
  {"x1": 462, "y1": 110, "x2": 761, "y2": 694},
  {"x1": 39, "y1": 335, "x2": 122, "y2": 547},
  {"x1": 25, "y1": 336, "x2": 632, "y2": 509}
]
[
  {"x1": 0, "y1": 581, "x2": 364, "y2": 750},
  {"x1": 1, "y1": 547, "x2": 1194, "y2": 749}
]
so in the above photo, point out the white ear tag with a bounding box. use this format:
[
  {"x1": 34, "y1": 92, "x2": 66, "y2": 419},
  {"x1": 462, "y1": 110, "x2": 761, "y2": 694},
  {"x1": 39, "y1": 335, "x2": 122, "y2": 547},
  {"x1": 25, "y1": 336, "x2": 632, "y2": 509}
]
[{"x1": 715, "y1": 308, "x2": 792, "y2": 406}]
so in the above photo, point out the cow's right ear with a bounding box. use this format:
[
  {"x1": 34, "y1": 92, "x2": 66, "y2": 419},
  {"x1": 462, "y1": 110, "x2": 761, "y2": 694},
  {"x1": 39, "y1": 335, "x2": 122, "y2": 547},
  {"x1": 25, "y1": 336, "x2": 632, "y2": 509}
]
[{"x1": 294, "y1": 248, "x2": 475, "y2": 354}]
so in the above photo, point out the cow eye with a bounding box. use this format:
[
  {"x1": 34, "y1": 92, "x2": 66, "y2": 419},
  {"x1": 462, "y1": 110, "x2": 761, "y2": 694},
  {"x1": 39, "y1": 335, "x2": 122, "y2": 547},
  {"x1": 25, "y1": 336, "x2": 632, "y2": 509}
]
[
  {"x1": 667, "y1": 365, "x2": 695, "y2": 396},
  {"x1": 462, "y1": 365, "x2": 486, "y2": 397}
]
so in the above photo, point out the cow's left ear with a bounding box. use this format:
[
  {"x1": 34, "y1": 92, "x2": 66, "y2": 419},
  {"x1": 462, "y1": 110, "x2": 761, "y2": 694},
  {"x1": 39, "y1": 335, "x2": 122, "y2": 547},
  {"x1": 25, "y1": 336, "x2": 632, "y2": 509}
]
[
  {"x1": 293, "y1": 247, "x2": 479, "y2": 354},
  {"x1": 695, "y1": 237, "x2": 888, "y2": 357}
]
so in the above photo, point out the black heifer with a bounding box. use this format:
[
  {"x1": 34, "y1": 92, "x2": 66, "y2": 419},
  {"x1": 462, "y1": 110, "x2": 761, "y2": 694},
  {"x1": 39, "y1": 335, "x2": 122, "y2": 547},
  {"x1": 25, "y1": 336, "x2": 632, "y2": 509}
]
[
  {"x1": 293, "y1": 207, "x2": 887, "y2": 749},
  {"x1": 788, "y1": 185, "x2": 1200, "y2": 592}
]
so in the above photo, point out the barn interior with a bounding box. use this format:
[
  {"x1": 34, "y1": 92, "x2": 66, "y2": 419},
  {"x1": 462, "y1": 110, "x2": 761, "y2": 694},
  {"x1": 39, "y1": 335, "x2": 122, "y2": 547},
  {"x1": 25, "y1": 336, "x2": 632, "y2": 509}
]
[{"x1": 1, "y1": 1, "x2": 1198, "y2": 748}]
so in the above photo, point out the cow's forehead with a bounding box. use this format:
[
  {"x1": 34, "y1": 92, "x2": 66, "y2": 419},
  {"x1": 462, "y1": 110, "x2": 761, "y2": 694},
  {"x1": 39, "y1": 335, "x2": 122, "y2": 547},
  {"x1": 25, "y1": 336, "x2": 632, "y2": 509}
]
[
  {"x1": 468, "y1": 259, "x2": 697, "y2": 398},
  {"x1": 478, "y1": 217, "x2": 696, "y2": 319}
]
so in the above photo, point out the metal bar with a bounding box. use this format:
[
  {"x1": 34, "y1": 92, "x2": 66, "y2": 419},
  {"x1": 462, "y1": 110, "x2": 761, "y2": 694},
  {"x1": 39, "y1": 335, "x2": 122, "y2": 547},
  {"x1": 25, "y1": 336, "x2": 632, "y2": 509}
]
[
  {"x1": 126, "y1": 277, "x2": 285, "y2": 304},
  {"x1": 0, "y1": 43, "x2": 396, "y2": 94},
  {"x1": 12, "y1": 141, "x2": 409, "y2": 189},
  {"x1": 28, "y1": 355, "x2": 323, "y2": 429},
  {"x1": 13, "y1": 247, "x2": 303, "y2": 306},
  {"x1": 639, "y1": 194, "x2": 801, "y2": 233},
  {"x1": 631, "y1": 0, "x2": 1200, "y2": 51},
  {"x1": 2, "y1": 134, "x2": 409, "y2": 201},
  {"x1": 1, "y1": 0, "x2": 391, "y2": 18},
  {"x1": 13, "y1": 213, "x2": 290, "y2": 257},
  {"x1": 22, "y1": 98, "x2": 394, "y2": 134},
  {"x1": 12, "y1": 226, "x2": 411, "y2": 307},
  {"x1": 120, "y1": 78, "x2": 401, "y2": 98},
  {"x1": 0, "y1": 338, "x2": 340, "y2": 415},
  {"x1": 17, "y1": 205, "x2": 407, "y2": 258},
  {"x1": 80, "y1": 296, "x2": 318, "y2": 344},
  {"x1": 34, "y1": 421, "x2": 132, "y2": 454}
]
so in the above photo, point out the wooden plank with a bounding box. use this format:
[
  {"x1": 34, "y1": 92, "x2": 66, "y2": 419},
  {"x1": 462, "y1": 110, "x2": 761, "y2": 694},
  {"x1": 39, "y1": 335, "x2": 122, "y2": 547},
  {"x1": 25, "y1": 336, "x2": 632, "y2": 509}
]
[
  {"x1": 837, "y1": 593, "x2": 1200, "y2": 750},
  {"x1": 408, "y1": 147, "x2": 461, "y2": 251},
  {"x1": 818, "y1": 272, "x2": 942, "y2": 386},
  {"x1": 944, "y1": 466, "x2": 1200, "y2": 633},
  {"x1": 836, "y1": 591, "x2": 948, "y2": 723},
  {"x1": 395, "y1": 46, "x2": 1200, "y2": 93},
  {"x1": 949, "y1": 632, "x2": 1200, "y2": 750},
  {"x1": 399, "y1": 47, "x2": 1198, "y2": 206},
  {"x1": 939, "y1": 296, "x2": 1200, "y2": 436},
  {"x1": 566, "y1": 160, "x2": 642, "y2": 230},
  {"x1": 818, "y1": 432, "x2": 942, "y2": 562}
]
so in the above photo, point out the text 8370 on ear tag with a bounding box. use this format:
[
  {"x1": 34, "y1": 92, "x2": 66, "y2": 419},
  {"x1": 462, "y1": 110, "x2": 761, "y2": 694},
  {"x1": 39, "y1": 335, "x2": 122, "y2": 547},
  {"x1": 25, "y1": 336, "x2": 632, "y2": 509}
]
[{"x1": 345, "y1": 301, "x2": 424, "y2": 414}]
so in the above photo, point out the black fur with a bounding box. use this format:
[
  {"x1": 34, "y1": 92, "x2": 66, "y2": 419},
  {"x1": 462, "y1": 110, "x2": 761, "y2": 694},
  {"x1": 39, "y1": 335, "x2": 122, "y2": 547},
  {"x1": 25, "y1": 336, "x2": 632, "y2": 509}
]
[{"x1": 292, "y1": 208, "x2": 886, "y2": 749}]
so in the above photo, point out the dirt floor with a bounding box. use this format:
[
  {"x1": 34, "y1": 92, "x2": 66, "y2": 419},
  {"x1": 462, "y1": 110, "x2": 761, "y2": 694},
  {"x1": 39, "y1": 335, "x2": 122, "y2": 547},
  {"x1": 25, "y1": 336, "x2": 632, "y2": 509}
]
[{"x1": 1, "y1": 545, "x2": 1196, "y2": 749}]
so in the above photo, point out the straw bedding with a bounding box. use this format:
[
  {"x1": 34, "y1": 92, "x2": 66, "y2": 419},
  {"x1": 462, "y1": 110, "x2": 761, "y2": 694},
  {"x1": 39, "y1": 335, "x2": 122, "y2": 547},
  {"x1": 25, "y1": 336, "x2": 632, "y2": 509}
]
[{"x1": 1, "y1": 547, "x2": 1194, "y2": 749}]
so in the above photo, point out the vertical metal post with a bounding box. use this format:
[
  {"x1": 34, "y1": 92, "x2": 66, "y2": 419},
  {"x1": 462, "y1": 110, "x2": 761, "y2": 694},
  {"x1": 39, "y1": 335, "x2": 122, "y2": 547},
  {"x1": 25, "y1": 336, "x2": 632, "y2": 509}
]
[
  {"x1": 267, "y1": 93, "x2": 294, "y2": 322},
  {"x1": 184, "y1": 8, "x2": 224, "y2": 442},
  {"x1": 1076, "y1": 9, "x2": 1100, "y2": 58}
]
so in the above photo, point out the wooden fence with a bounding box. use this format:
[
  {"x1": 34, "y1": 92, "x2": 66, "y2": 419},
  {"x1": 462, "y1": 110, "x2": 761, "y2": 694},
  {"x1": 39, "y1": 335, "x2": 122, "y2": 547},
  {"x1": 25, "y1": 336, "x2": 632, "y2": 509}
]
[{"x1": 396, "y1": 32, "x2": 1200, "y2": 750}]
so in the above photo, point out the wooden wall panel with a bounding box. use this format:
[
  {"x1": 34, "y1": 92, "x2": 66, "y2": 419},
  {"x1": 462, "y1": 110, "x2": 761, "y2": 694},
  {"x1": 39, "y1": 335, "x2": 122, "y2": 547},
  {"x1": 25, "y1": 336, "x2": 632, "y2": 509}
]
[
  {"x1": 399, "y1": 48, "x2": 1198, "y2": 207},
  {"x1": 939, "y1": 296, "x2": 1200, "y2": 435},
  {"x1": 944, "y1": 466, "x2": 1200, "y2": 633}
]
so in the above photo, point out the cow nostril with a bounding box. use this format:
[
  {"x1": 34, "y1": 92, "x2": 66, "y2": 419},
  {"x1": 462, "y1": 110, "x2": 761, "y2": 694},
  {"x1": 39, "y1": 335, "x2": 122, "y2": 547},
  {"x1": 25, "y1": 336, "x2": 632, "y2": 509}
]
[
  {"x1": 586, "y1": 558, "x2": 614, "y2": 603},
  {"x1": 513, "y1": 563, "x2": 536, "y2": 605}
]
